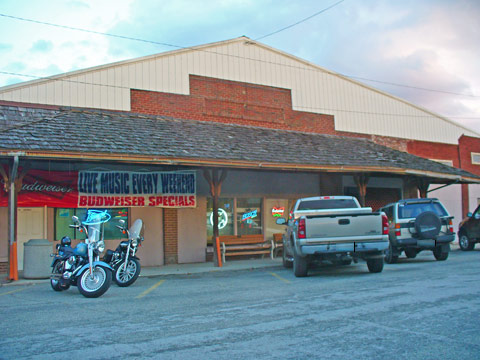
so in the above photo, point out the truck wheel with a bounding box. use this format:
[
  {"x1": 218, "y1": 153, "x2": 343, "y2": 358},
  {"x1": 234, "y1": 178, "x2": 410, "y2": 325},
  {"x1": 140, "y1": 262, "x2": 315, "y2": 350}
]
[
  {"x1": 433, "y1": 246, "x2": 449, "y2": 261},
  {"x1": 367, "y1": 258, "x2": 384, "y2": 273},
  {"x1": 459, "y1": 233, "x2": 475, "y2": 251},
  {"x1": 293, "y1": 246, "x2": 308, "y2": 277},
  {"x1": 404, "y1": 248, "x2": 417, "y2": 259},
  {"x1": 282, "y1": 248, "x2": 293, "y2": 268},
  {"x1": 384, "y1": 244, "x2": 398, "y2": 264}
]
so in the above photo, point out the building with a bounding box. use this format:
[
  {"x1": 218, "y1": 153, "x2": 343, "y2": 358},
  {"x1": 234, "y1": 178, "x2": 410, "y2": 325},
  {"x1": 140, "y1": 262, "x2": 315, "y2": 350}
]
[{"x1": 1, "y1": 37, "x2": 479, "y2": 273}]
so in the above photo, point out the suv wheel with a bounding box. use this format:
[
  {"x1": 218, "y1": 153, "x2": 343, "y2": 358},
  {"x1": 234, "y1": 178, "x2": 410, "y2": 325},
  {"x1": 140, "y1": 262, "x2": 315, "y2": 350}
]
[
  {"x1": 367, "y1": 258, "x2": 384, "y2": 273},
  {"x1": 433, "y1": 245, "x2": 449, "y2": 261},
  {"x1": 385, "y1": 244, "x2": 398, "y2": 264},
  {"x1": 459, "y1": 233, "x2": 475, "y2": 251},
  {"x1": 293, "y1": 246, "x2": 308, "y2": 277},
  {"x1": 404, "y1": 248, "x2": 417, "y2": 259}
]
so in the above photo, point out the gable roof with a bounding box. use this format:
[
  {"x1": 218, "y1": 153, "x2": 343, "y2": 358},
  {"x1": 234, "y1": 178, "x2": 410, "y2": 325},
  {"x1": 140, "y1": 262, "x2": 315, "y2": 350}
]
[
  {"x1": 0, "y1": 104, "x2": 478, "y2": 183},
  {"x1": 0, "y1": 36, "x2": 478, "y2": 144}
]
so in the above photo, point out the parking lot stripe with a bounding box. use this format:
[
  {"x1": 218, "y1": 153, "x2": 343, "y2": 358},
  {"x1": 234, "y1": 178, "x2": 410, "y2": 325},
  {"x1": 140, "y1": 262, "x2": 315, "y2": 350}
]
[
  {"x1": 136, "y1": 279, "x2": 165, "y2": 299},
  {"x1": 269, "y1": 272, "x2": 291, "y2": 284},
  {"x1": 0, "y1": 287, "x2": 28, "y2": 297}
]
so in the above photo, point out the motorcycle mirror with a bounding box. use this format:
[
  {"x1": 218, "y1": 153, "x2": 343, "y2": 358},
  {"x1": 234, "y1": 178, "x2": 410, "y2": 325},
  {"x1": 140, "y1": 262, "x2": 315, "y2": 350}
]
[
  {"x1": 72, "y1": 215, "x2": 79, "y2": 223},
  {"x1": 119, "y1": 219, "x2": 125, "y2": 225}
]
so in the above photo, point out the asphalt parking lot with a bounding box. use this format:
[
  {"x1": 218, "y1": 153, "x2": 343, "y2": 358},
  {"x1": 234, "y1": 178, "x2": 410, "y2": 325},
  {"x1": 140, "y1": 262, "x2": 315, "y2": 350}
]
[{"x1": 1, "y1": 248, "x2": 480, "y2": 360}]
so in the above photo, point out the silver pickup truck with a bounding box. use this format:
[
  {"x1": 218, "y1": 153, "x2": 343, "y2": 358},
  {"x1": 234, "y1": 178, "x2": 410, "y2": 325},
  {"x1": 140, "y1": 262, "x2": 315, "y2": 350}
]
[{"x1": 276, "y1": 196, "x2": 389, "y2": 277}]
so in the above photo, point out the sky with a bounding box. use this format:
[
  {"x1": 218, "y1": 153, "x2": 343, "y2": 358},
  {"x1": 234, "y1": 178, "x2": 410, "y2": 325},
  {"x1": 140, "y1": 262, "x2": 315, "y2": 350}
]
[{"x1": 0, "y1": 0, "x2": 479, "y2": 134}]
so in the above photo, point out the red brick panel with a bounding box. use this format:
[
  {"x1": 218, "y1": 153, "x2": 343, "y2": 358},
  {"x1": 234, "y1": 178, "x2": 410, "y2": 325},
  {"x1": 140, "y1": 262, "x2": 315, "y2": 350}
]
[
  {"x1": 131, "y1": 75, "x2": 335, "y2": 133},
  {"x1": 163, "y1": 208, "x2": 178, "y2": 264},
  {"x1": 459, "y1": 135, "x2": 480, "y2": 176},
  {"x1": 407, "y1": 140, "x2": 460, "y2": 168}
]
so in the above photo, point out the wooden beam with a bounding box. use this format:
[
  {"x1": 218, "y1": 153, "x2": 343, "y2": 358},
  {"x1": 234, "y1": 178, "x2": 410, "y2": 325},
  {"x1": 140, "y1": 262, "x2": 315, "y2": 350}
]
[
  {"x1": 203, "y1": 168, "x2": 227, "y2": 267},
  {"x1": 354, "y1": 173, "x2": 369, "y2": 207}
]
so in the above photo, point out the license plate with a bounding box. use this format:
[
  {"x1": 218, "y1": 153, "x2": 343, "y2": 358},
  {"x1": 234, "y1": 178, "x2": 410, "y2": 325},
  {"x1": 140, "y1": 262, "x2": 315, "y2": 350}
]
[{"x1": 418, "y1": 239, "x2": 435, "y2": 247}]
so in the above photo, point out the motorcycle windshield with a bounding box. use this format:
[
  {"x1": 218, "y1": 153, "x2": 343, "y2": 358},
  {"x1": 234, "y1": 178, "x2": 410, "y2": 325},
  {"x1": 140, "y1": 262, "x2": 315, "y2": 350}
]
[
  {"x1": 87, "y1": 223, "x2": 101, "y2": 243},
  {"x1": 129, "y1": 219, "x2": 143, "y2": 239}
]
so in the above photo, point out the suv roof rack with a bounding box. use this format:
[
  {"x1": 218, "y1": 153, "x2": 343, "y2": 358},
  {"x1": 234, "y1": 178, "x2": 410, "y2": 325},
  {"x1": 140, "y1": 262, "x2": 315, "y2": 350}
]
[{"x1": 398, "y1": 198, "x2": 439, "y2": 204}]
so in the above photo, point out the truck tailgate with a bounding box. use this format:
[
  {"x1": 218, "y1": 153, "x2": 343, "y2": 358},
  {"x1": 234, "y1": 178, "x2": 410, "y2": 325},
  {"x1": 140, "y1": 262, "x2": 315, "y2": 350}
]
[{"x1": 305, "y1": 213, "x2": 383, "y2": 240}]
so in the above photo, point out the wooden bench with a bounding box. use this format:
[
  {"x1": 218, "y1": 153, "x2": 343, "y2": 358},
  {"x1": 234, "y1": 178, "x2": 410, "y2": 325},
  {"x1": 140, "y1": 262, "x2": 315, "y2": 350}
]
[
  {"x1": 219, "y1": 234, "x2": 273, "y2": 263},
  {"x1": 272, "y1": 233, "x2": 284, "y2": 258}
]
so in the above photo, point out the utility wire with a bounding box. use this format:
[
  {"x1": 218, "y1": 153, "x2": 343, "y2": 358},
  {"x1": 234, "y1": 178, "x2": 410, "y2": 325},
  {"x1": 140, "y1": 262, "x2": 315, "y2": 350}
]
[
  {"x1": 255, "y1": 0, "x2": 345, "y2": 41},
  {"x1": 0, "y1": 13, "x2": 184, "y2": 50},
  {"x1": 347, "y1": 75, "x2": 479, "y2": 98},
  {"x1": 0, "y1": 11, "x2": 478, "y2": 98},
  {"x1": 0, "y1": 71, "x2": 478, "y2": 120}
]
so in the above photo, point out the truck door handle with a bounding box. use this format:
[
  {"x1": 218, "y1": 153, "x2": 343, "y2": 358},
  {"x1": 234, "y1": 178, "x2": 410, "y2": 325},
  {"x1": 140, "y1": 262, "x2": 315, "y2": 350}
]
[{"x1": 338, "y1": 219, "x2": 350, "y2": 225}]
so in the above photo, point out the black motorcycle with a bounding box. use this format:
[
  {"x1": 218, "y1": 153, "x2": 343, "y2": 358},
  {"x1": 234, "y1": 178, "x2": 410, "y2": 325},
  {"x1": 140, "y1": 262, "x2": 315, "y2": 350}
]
[
  {"x1": 104, "y1": 218, "x2": 144, "y2": 287},
  {"x1": 50, "y1": 210, "x2": 113, "y2": 298}
]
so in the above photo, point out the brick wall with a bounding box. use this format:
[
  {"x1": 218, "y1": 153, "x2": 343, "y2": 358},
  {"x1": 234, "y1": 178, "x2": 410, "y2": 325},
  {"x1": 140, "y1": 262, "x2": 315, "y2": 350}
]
[
  {"x1": 0, "y1": 261, "x2": 7, "y2": 274},
  {"x1": 131, "y1": 75, "x2": 336, "y2": 134},
  {"x1": 163, "y1": 208, "x2": 178, "y2": 264},
  {"x1": 407, "y1": 139, "x2": 460, "y2": 167},
  {"x1": 459, "y1": 135, "x2": 480, "y2": 176}
]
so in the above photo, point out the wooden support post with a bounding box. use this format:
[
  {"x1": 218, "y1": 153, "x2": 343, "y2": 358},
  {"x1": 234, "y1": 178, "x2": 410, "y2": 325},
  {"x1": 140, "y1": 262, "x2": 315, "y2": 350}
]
[
  {"x1": 203, "y1": 169, "x2": 227, "y2": 267},
  {"x1": 353, "y1": 173, "x2": 369, "y2": 207},
  {"x1": 416, "y1": 178, "x2": 430, "y2": 199}
]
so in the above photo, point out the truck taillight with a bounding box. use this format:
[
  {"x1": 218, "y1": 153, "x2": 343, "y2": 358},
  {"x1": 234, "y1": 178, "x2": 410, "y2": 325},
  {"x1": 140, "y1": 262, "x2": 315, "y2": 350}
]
[
  {"x1": 448, "y1": 219, "x2": 454, "y2": 233},
  {"x1": 382, "y1": 215, "x2": 389, "y2": 235},
  {"x1": 395, "y1": 223, "x2": 401, "y2": 236},
  {"x1": 298, "y1": 218, "x2": 306, "y2": 239}
]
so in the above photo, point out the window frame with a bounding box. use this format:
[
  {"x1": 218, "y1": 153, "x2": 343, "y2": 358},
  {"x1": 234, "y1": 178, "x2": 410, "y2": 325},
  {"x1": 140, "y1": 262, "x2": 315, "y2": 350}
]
[{"x1": 471, "y1": 152, "x2": 480, "y2": 165}]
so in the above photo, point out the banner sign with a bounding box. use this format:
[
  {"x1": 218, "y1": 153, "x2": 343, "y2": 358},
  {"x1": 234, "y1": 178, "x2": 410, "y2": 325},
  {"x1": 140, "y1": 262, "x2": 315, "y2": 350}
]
[
  {"x1": 77, "y1": 170, "x2": 196, "y2": 208},
  {"x1": 0, "y1": 168, "x2": 196, "y2": 208}
]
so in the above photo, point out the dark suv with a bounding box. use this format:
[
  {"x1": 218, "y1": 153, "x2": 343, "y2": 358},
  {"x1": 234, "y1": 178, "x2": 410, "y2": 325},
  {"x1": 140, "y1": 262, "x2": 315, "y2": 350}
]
[
  {"x1": 458, "y1": 204, "x2": 480, "y2": 251},
  {"x1": 380, "y1": 198, "x2": 455, "y2": 263}
]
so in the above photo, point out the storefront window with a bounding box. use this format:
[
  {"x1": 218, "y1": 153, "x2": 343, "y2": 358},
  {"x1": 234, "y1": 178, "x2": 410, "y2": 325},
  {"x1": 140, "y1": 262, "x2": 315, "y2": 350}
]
[
  {"x1": 54, "y1": 208, "x2": 128, "y2": 240},
  {"x1": 236, "y1": 198, "x2": 262, "y2": 236},
  {"x1": 206, "y1": 198, "x2": 234, "y2": 240}
]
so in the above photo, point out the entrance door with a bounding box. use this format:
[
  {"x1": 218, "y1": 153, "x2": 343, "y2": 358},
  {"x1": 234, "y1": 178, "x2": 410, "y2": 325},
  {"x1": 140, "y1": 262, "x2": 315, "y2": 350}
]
[{"x1": 17, "y1": 208, "x2": 45, "y2": 270}]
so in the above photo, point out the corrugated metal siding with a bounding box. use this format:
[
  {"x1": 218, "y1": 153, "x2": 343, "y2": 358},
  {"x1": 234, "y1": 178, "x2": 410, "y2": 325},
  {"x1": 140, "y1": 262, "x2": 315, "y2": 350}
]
[{"x1": 0, "y1": 38, "x2": 477, "y2": 143}]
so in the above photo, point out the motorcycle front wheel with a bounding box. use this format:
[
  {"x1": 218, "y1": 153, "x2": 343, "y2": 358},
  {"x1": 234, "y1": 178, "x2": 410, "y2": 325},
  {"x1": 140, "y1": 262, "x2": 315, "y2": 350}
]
[
  {"x1": 115, "y1": 258, "x2": 141, "y2": 287},
  {"x1": 77, "y1": 266, "x2": 112, "y2": 298}
]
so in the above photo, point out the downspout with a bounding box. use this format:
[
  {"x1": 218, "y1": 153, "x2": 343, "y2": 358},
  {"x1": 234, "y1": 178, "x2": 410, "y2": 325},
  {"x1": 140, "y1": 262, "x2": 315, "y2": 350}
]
[{"x1": 7, "y1": 155, "x2": 19, "y2": 281}]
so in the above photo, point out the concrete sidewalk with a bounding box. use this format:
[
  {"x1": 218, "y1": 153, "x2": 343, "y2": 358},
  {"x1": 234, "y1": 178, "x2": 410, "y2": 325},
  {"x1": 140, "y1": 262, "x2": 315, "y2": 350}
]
[{"x1": 0, "y1": 258, "x2": 283, "y2": 286}]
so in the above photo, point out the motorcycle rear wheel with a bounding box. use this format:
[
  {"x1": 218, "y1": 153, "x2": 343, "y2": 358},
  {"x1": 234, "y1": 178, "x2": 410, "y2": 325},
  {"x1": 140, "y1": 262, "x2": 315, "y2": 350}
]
[
  {"x1": 77, "y1": 266, "x2": 112, "y2": 298},
  {"x1": 50, "y1": 261, "x2": 69, "y2": 291},
  {"x1": 115, "y1": 258, "x2": 141, "y2": 287}
]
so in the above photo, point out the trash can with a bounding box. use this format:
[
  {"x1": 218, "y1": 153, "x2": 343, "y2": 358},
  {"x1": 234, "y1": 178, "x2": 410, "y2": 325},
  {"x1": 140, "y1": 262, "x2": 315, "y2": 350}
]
[{"x1": 23, "y1": 239, "x2": 52, "y2": 279}]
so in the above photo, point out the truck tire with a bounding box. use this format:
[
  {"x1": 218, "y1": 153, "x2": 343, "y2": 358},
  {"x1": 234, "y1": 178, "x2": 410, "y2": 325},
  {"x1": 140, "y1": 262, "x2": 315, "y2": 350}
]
[
  {"x1": 293, "y1": 246, "x2": 308, "y2": 277},
  {"x1": 367, "y1": 258, "x2": 384, "y2": 273},
  {"x1": 433, "y1": 246, "x2": 449, "y2": 261},
  {"x1": 404, "y1": 248, "x2": 417, "y2": 259},
  {"x1": 459, "y1": 233, "x2": 475, "y2": 251},
  {"x1": 282, "y1": 248, "x2": 293, "y2": 268},
  {"x1": 385, "y1": 244, "x2": 398, "y2": 264}
]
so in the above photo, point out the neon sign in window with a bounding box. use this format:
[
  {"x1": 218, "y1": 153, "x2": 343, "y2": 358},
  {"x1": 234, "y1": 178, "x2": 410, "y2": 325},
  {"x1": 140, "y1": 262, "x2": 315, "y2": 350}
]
[{"x1": 271, "y1": 207, "x2": 285, "y2": 217}]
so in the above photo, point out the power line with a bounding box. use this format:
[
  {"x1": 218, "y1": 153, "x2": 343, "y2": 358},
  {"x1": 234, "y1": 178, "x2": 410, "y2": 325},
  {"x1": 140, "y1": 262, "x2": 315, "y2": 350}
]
[
  {"x1": 0, "y1": 12, "x2": 478, "y2": 99},
  {"x1": 347, "y1": 75, "x2": 479, "y2": 98},
  {"x1": 0, "y1": 13, "x2": 183, "y2": 50},
  {"x1": 254, "y1": 0, "x2": 346, "y2": 41},
  {"x1": 0, "y1": 70, "x2": 478, "y2": 121}
]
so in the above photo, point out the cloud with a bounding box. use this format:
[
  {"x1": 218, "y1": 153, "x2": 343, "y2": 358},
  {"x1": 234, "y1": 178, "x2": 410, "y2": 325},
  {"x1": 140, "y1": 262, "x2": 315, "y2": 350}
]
[{"x1": 30, "y1": 40, "x2": 54, "y2": 53}]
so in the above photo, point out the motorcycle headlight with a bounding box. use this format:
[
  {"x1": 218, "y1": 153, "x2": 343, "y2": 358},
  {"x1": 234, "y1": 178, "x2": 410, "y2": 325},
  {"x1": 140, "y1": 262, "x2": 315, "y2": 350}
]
[
  {"x1": 131, "y1": 238, "x2": 138, "y2": 247},
  {"x1": 96, "y1": 241, "x2": 105, "y2": 253}
]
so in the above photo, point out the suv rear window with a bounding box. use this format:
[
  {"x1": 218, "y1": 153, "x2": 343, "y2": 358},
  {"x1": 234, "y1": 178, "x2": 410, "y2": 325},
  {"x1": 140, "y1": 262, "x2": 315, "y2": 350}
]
[
  {"x1": 297, "y1": 199, "x2": 358, "y2": 210},
  {"x1": 398, "y1": 202, "x2": 448, "y2": 219}
]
